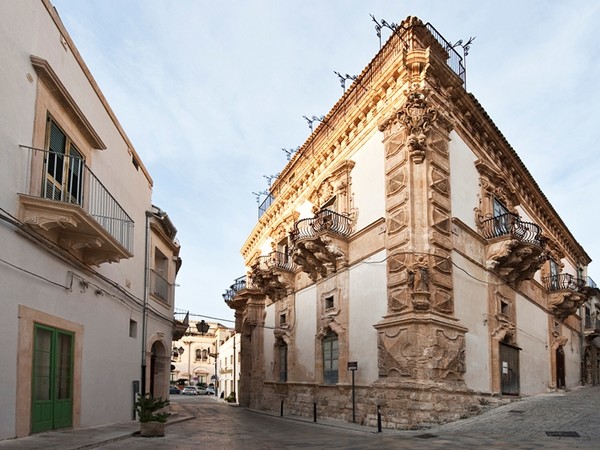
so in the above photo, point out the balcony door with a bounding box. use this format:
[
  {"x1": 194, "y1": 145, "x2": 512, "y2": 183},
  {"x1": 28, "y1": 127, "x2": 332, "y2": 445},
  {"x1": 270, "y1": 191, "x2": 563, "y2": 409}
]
[
  {"x1": 31, "y1": 324, "x2": 74, "y2": 433},
  {"x1": 44, "y1": 118, "x2": 84, "y2": 205},
  {"x1": 493, "y1": 198, "x2": 510, "y2": 236}
]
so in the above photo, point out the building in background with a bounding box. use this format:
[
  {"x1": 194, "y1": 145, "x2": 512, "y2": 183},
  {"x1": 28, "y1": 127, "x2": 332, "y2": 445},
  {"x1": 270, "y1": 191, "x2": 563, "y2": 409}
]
[
  {"x1": 219, "y1": 329, "x2": 240, "y2": 400},
  {"x1": 0, "y1": 0, "x2": 180, "y2": 439},
  {"x1": 171, "y1": 319, "x2": 239, "y2": 400},
  {"x1": 224, "y1": 16, "x2": 598, "y2": 429}
]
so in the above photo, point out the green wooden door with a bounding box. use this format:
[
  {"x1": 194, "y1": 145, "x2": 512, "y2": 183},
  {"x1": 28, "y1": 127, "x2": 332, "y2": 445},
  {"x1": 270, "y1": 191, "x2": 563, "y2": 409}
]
[{"x1": 31, "y1": 324, "x2": 73, "y2": 433}]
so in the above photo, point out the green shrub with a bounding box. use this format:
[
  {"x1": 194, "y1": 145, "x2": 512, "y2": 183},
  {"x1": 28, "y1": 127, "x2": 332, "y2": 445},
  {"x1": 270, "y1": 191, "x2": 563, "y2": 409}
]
[{"x1": 135, "y1": 394, "x2": 171, "y2": 423}]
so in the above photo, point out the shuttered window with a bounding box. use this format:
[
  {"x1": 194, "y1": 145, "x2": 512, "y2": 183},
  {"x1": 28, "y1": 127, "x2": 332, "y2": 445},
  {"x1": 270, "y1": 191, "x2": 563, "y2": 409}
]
[
  {"x1": 44, "y1": 117, "x2": 84, "y2": 205},
  {"x1": 322, "y1": 330, "x2": 338, "y2": 385}
]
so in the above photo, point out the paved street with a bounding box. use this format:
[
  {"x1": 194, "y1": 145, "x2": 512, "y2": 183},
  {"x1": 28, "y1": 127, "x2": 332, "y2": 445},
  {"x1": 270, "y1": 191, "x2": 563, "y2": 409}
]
[{"x1": 2, "y1": 386, "x2": 600, "y2": 449}]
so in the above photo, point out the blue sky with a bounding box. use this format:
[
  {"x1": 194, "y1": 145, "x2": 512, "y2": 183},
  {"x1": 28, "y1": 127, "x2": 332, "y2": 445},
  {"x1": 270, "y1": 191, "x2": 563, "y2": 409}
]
[{"x1": 50, "y1": 0, "x2": 600, "y2": 323}]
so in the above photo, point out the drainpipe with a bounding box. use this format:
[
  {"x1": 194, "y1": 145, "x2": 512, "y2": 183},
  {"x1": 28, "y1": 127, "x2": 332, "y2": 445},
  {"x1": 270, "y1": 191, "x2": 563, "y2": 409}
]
[{"x1": 141, "y1": 210, "x2": 152, "y2": 395}]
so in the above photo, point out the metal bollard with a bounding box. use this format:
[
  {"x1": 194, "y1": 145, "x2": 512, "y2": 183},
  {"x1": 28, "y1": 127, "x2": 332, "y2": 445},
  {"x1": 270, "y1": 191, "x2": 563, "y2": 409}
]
[
  {"x1": 313, "y1": 402, "x2": 317, "y2": 422},
  {"x1": 280, "y1": 400, "x2": 284, "y2": 417},
  {"x1": 377, "y1": 405, "x2": 382, "y2": 433}
]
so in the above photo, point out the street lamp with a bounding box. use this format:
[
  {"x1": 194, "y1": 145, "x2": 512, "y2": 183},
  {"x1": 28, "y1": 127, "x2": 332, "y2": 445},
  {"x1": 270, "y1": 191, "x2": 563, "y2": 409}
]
[{"x1": 196, "y1": 320, "x2": 210, "y2": 335}]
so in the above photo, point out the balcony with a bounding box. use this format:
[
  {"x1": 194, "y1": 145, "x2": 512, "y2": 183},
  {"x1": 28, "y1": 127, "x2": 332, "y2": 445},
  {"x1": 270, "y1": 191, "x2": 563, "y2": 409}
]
[
  {"x1": 289, "y1": 209, "x2": 351, "y2": 281},
  {"x1": 150, "y1": 269, "x2": 173, "y2": 304},
  {"x1": 249, "y1": 251, "x2": 296, "y2": 301},
  {"x1": 222, "y1": 275, "x2": 263, "y2": 311},
  {"x1": 18, "y1": 146, "x2": 134, "y2": 266},
  {"x1": 481, "y1": 212, "x2": 546, "y2": 285},
  {"x1": 544, "y1": 273, "x2": 587, "y2": 320},
  {"x1": 584, "y1": 311, "x2": 600, "y2": 338}
]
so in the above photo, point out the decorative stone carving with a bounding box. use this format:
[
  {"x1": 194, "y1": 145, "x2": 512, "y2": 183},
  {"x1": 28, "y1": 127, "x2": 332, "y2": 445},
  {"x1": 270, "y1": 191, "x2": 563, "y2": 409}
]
[
  {"x1": 408, "y1": 255, "x2": 429, "y2": 292},
  {"x1": 375, "y1": 320, "x2": 467, "y2": 382},
  {"x1": 377, "y1": 328, "x2": 416, "y2": 377},
  {"x1": 551, "y1": 334, "x2": 569, "y2": 349},
  {"x1": 395, "y1": 85, "x2": 438, "y2": 164},
  {"x1": 486, "y1": 238, "x2": 546, "y2": 285},
  {"x1": 548, "y1": 291, "x2": 587, "y2": 320},
  {"x1": 428, "y1": 330, "x2": 466, "y2": 381},
  {"x1": 292, "y1": 235, "x2": 347, "y2": 282}
]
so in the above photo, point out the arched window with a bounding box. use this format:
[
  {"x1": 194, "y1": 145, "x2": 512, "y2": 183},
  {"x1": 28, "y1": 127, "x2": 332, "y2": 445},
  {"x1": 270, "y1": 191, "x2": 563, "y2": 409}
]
[
  {"x1": 195, "y1": 348, "x2": 202, "y2": 361},
  {"x1": 202, "y1": 349, "x2": 208, "y2": 361},
  {"x1": 322, "y1": 329, "x2": 338, "y2": 384}
]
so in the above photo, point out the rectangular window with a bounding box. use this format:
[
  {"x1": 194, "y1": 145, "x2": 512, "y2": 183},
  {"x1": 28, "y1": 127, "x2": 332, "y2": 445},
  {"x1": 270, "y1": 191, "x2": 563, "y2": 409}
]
[
  {"x1": 280, "y1": 313, "x2": 286, "y2": 326},
  {"x1": 151, "y1": 249, "x2": 169, "y2": 303},
  {"x1": 325, "y1": 296, "x2": 334, "y2": 310},
  {"x1": 322, "y1": 331, "x2": 339, "y2": 384},
  {"x1": 279, "y1": 344, "x2": 288, "y2": 382},
  {"x1": 129, "y1": 319, "x2": 137, "y2": 338}
]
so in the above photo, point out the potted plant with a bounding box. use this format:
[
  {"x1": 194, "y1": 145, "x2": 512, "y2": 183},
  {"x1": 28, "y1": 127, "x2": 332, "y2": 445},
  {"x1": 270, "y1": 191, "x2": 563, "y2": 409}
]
[
  {"x1": 225, "y1": 391, "x2": 236, "y2": 403},
  {"x1": 135, "y1": 393, "x2": 170, "y2": 437}
]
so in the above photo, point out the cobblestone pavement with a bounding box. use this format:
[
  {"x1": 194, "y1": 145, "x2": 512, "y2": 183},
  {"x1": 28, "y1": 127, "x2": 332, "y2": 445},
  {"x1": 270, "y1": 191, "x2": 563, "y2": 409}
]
[{"x1": 2, "y1": 386, "x2": 599, "y2": 449}]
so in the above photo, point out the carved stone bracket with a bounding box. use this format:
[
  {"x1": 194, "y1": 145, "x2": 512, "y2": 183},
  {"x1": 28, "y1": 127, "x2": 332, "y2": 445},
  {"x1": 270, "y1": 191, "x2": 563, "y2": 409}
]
[
  {"x1": 548, "y1": 291, "x2": 587, "y2": 321},
  {"x1": 250, "y1": 267, "x2": 294, "y2": 302},
  {"x1": 486, "y1": 238, "x2": 546, "y2": 285},
  {"x1": 292, "y1": 235, "x2": 347, "y2": 282}
]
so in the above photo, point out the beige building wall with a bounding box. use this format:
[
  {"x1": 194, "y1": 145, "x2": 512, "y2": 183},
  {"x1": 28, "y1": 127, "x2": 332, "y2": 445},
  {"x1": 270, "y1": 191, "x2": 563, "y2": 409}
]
[
  {"x1": 0, "y1": 0, "x2": 179, "y2": 440},
  {"x1": 349, "y1": 250, "x2": 388, "y2": 384}
]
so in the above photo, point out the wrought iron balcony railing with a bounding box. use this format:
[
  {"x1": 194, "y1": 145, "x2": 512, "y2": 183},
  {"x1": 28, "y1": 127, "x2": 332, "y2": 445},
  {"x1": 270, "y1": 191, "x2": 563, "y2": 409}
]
[
  {"x1": 254, "y1": 251, "x2": 295, "y2": 272},
  {"x1": 150, "y1": 269, "x2": 171, "y2": 303},
  {"x1": 222, "y1": 275, "x2": 248, "y2": 303},
  {"x1": 290, "y1": 209, "x2": 352, "y2": 243},
  {"x1": 21, "y1": 145, "x2": 134, "y2": 253},
  {"x1": 543, "y1": 273, "x2": 586, "y2": 292},
  {"x1": 258, "y1": 193, "x2": 275, "y2": 219},
  {"x1": 480, "y1": 212, "x2": 544, "y2": 247}
]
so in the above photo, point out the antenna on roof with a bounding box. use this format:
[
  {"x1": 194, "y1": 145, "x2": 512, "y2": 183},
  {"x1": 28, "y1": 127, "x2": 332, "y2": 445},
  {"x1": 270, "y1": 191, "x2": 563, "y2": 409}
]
[
  {"x1": 370, "y1": 14, "x2": 409, "y2": 49},
  {"x1": 282, "y1": 146, "x2": 300, "y2": 161},
  {"x1": 333, "y1": 71, "x2": 358, "y2": 93},
  {"x1": 302, "y1": 115, "x2": 325, "y2": 133},
  {"x1": 263, "y1": 173, "x2": 280, "y2": 188},
  {"x1": 252, "y1": 190, "x2": 269, "y2": 204}
]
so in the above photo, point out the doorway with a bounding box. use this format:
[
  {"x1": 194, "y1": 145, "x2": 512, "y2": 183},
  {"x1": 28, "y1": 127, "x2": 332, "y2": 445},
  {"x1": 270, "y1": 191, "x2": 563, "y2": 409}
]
[
  {"x1": 556, "y1": 346, "x2": 566, "y2": 389},
  {"x1": 499, "y1": 342, "x2": 520, "y2": 395},
  {"x1": 31, "y1": 324, "x2": 73, "y2": 433}
]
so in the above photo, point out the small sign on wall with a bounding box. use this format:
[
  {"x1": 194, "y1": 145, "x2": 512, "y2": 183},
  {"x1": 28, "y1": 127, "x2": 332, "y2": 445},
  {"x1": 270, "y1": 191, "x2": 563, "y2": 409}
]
[{"x1": 502, "y1": 361, "x2": 508, "y2": 374}]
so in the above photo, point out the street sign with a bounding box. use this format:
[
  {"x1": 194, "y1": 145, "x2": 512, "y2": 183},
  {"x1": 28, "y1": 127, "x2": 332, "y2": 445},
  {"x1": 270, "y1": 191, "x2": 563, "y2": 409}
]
[{"x1": 348, "y1": 361, "x2": 358, "y2": 371}]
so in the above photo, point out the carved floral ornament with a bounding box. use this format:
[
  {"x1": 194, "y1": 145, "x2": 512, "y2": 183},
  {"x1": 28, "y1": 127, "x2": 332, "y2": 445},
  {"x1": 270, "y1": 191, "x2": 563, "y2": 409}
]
[{"x1": 378, "y1": 85, "x2": 440, "y2": 163}]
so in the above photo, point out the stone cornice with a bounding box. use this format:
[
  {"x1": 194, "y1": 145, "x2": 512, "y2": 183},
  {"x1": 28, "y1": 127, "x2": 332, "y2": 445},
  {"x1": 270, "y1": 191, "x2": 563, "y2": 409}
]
[
  {"x1": 30, "y1": 56, "x2": 105, "y2": 150},
  {"x1": 241, "y1": 26, "x2": 417, "y2": 261}
]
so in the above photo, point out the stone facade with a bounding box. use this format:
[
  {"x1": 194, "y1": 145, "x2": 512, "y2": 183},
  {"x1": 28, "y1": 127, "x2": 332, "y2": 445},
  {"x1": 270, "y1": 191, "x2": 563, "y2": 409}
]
[{"x1": 224, "y1": 17, "x2": 597, "y2": 429}]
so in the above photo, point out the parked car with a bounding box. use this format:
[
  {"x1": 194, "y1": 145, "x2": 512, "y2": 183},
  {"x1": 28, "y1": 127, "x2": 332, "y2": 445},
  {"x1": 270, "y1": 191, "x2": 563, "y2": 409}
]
[
  {"x1": 197, "y1": 387, "x2": 207, "y2": 395},
  {"x1": 169, "y1": 385, "x2": 180, "y2": 394},
  {"x1": 205, "y1": 387, "x2": 215, "y2": 395},
  {"x1": 182, "y1": 386, "x2": 199, "y2": 396}
]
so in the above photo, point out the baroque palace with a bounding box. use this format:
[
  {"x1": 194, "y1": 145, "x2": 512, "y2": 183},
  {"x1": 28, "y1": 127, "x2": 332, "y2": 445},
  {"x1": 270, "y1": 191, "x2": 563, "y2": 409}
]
[{"x1": 224, "y1": 17, "x2": 600, "y2": 428}]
